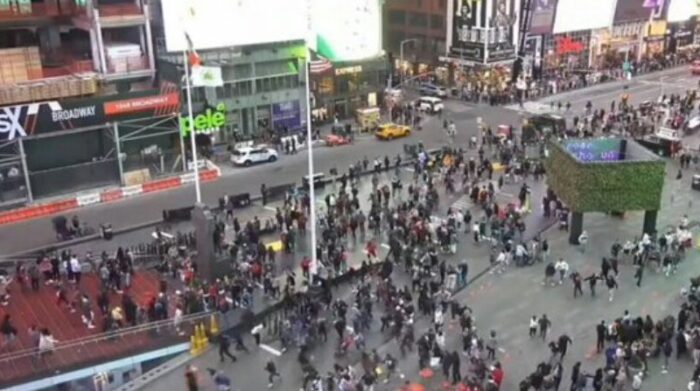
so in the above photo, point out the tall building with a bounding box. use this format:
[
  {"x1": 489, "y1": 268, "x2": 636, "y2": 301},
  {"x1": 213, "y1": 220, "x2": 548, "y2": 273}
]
[
  {"x1": 309, "y1": 0, "x2": 387, "y2": 123},
  {"x1": 383, "y1": 0, "x2": 448, "y2": 78},
  {"x1": 0, "y1": 0, "x2": 180, "y2": 203},
  {"x1": 151, "y1": 0, "x2": 312, "y2": 140}
]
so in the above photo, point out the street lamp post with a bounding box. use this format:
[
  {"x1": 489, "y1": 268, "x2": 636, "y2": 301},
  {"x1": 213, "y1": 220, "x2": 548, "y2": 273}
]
[{"x1": 399, "y1": 38, "x2": 418, "y2": 86}]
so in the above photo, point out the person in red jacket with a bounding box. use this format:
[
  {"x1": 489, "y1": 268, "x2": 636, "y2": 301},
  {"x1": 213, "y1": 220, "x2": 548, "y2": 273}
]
[
  {"x1": 491, "y1": 361, "x2": 504, "y2": 388},
  {"x1": 365, "y1": 240, "x2": 378, "y2": 262}
]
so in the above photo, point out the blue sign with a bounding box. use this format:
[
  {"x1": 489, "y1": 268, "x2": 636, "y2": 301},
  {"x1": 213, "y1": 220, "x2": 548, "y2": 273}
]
[
  {"x1": 272, "y1": 101, "x2": 301, "y2": 131},
  {"x1": 565, "y1": 139, "x2": 621, "y2": 162}
]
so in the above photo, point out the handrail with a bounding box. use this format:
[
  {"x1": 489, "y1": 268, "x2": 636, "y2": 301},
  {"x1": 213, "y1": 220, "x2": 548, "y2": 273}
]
[{"x1": 0, "y1": 311, "x2": 212, "y2": 363}]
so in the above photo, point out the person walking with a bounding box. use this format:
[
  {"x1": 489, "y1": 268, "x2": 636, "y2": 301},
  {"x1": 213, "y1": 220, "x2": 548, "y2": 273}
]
[
  {"x1": 529, "y1": 315, "x2": 538, "y2": 337},
  {"x1": 251, "y1": 322, "x2": 263, "y2": 346},
  {"x1": 539, "y1": 314, "x2": 551, "y2": 341},
  {"x1": 596, "y1": 320, "x2": 606, "y2": 353},
  {"x1": 606, "y1": 274, "x2": 618, "y2": 302},
  {"x1": 557, "y1": 334, "x2": 573, "y2": 358},
  {"x1": 570, "y1": 361, "x2": 581, "y2": 391},
  {"x1": 578, "y1": 231, "x2": 588, "y2": 253},
  {"x1": 218, "y1": 334, "x2": 237, "y2": 363},
  {"x1": 571, "y1": 272, "x2": 583, "y2": 298},
  {"x1": 634, "y1": 263, "x2": 644, "y2": 287},
  {"x1": 264, "y1": 360, "x2": 281, "y2": 388}
]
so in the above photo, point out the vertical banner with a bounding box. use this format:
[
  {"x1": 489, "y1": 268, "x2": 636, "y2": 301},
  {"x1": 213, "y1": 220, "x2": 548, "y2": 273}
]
[{"x1": 529, "y1": 0, "x2": 558, "y2": 34}]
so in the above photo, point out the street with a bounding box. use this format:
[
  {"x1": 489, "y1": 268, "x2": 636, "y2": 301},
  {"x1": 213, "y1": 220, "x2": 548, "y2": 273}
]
[
  {"x1": 132, "y1": 67, "x2": 700, "y2": 390},
  {"x1": 2, "y1": 66, "x2": 700, "y2": 390}
]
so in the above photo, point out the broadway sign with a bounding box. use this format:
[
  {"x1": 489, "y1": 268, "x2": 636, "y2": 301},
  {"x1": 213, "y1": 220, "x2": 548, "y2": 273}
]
[{"x1": 0, "y1": 88, "x2": 180, "y2": 141}]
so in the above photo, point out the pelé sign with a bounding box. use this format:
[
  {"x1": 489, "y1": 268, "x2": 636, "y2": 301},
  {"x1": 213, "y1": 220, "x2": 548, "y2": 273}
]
[{"x1": 180, "y1": 103, "x2": 226, "y2": 136}]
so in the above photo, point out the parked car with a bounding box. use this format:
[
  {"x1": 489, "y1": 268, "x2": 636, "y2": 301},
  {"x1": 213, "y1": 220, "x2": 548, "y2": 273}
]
[
  {"x1": 419, "y1": 83, "x2": 448, "y2": 98},
  {"x1": 375, "y1": 123, "x2": 411, "y2": 140},
  {"x1": 416, "y1": 96, "x2": 444, "y2": 114},
  {"x1": 230, "y1": 145, "x2": 279, "y2": 166},
  {"x1": 325, "y1": 134, "x2": 351, "y2": 147}
]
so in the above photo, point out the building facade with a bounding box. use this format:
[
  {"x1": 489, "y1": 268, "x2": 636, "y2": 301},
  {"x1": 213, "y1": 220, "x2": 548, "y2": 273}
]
[
  {"x1": 155, "y1": 41, "x2": 308, "y2": 142},
  {"x1": 384, "y1": 0, "x2": 448, "y2": 76},
  {"x1": 0, "y1": 0, "x2": 166, "y2": 203}
]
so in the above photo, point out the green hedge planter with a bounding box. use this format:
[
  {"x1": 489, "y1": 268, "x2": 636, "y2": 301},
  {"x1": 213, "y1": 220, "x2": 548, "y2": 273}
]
[{"x1": 544, "y1": 139, "x2": 666, "y2": 213}]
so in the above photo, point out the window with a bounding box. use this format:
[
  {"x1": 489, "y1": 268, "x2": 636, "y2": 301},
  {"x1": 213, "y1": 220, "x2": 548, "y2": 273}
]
[
  {"x1": 409, "y1": 12, "x2": 428, "y2": 27},
  {"x1": 430, "y1": 15, "x2": 443, "y2": 30},
  {"x1": 389, "y1": 10, "x2": 405, "y2": 25}
]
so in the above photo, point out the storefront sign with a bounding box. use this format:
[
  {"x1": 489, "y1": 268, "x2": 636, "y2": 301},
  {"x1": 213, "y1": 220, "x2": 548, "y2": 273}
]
[
  {"x1": 529, "y1": 0, "x2": 558, "y2": 35},
  {"x1": 0, "y1": 89, "x2": 180, "y2": 141},
  {"x1": 272, "y1": 101, "x2": 301, "y2": 130},
  {"x1": 335, "y1": 66, "x2": 362, "y2": 76},
  {"x1": 180, "y1": 103, "x2": 226, "y2": 136},
  {"x1": 487, "y1": 45, "x2": 516, "y2": 62},
  {"x1": 555, "y1": 36, "x2": 585, "y2": 55},
  {"x1": 448, "y1": 0, "x2": 516, "y2": 63}
]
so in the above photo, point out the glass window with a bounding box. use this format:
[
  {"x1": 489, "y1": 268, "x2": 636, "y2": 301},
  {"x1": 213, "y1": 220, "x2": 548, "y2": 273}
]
[
  {"x1": 389, "y1": 10, "x2": 405, "y2": 25},
  {"x1": 430, "y1": 15, "x2": 443, "y2": 30},
  {"x1": 409, "y1": 13, "x2": 428, "y2": 27}
]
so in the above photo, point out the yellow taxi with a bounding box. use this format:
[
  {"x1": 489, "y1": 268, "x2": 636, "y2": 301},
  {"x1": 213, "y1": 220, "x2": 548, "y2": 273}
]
[{"x1": 375, "y1": 123, "x2": 411, "y2": 140}]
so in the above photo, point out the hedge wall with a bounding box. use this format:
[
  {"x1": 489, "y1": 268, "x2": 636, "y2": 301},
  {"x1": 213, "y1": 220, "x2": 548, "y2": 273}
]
[{"x1": 544, "y1": 141, "x2": 666, "y2": 213}]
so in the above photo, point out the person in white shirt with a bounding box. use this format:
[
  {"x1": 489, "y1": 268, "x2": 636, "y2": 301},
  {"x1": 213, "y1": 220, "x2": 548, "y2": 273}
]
[
  {"x1": 555, "y1": 258, "x2": 569, "y2": 284},
  {"x1": 578, "y1": 231, "x2": 589, "y2": 253},
  {"x1": 251, "y1": 323, "x2": 263, "y2": 345},
  {"x1": 39, "y1": 328, "x2": 58, "y2": 357},
  {"x1": 70, "y1": 255, "x2": 82, "y2": 285},
  {"x1": 529, "y1": 315, "x2": 538, "y2": 337}
]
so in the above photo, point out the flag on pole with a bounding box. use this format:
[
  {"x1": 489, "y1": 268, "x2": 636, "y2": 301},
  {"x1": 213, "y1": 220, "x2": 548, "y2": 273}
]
[
  {"x1": 308, "y1": 50, "x2": 332, "y2": 74},
  {"x1": 184, "y1": 31, "x2": 223, "y2": 87}
]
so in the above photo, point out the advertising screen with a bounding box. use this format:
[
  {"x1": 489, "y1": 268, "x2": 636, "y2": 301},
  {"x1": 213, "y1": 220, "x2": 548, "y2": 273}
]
[
  {"x1": 312, "y1": 0, "x2": 382, "y2": 61},
  {"x1": 553, "y1": 0, "x2": 615, "y2": 34},
  {"x1": 0, "y1": 89, "x2": 180, "y2": 141},
  {"x1": 564, "y1": 139, "x2": 622, "y2": 162},
  {"x1": 667, "y1": 0, "x2": 700, "y2": 22},
  {"x1": 160, "y1": 0, "x2": 383, "y2": 61},
  {"x1": 161, "y1": 0, "x2": 308, "y2": 52},
  {"x1": 529, "y1": 0, "x2": 558, "y2": 35}
]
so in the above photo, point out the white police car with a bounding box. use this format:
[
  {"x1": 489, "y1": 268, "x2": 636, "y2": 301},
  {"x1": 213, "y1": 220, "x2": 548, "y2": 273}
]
[{"x1": 230, "y1": 145, "x2": 279, "y2": 166}]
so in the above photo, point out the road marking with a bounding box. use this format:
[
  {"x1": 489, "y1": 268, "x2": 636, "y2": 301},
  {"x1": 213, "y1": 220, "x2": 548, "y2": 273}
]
[
  {"x1": 259, "y1": 343, "x2": 282, "y2": 356},
  {"x1": 263, "y1": 205, "x2": 277, "y2": 212},
  {"x1": 404, "y1": 167, "x2": 415, "y2": 173},
  {"x1": 381, "y1": 243, "x2": 390, "y2": 249}
]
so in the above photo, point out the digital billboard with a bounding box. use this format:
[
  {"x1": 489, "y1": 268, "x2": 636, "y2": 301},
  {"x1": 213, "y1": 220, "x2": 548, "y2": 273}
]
[
  {"x1": 667, "y1": 0, "x2": 700, "y2": 22},
  {"x1": 312, "y1": 0, "x2": 382, "y2": 61},
  {"x1": 161, "y1": 0, "x2": 307, "y2": 52},
  {"x1": 160, "y1": 0, "x2": 383, "y2": 61},
  {"x1": 553, "y1": 0, "x2": 615, "y2": 34},
  {"x1": 529, "y1": 0, "x2": 558, "y2": 35}
]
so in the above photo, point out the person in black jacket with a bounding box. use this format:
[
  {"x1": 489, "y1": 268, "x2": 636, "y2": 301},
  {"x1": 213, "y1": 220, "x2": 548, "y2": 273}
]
[{"x1": 218, "y1": 334, "x2": 237, "y2": 363}]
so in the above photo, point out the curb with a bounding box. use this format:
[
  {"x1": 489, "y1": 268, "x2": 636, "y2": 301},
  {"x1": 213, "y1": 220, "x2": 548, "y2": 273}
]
[{"x1": 0, "y1": 162, "x2": 222, "y2": 227}]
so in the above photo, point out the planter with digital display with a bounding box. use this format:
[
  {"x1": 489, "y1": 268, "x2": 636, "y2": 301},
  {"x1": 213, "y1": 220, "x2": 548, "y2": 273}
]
[{"x1": 544, "y1": 138, "x2": 666, "y2": 244}]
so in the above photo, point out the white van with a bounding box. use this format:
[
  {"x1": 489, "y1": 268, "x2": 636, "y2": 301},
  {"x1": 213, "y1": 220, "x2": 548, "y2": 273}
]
[{"x1": 417, "y1": 96, "x2": 444, "y2": 114}]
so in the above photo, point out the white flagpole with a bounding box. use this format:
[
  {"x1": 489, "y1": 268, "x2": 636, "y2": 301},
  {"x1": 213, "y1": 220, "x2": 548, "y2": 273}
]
[
  {"x1": 304, "y1": 47, "x2": 318, "y2": 276},
  {"x1": 183, "y1": 50, "x2": 202, "y2": 204}
]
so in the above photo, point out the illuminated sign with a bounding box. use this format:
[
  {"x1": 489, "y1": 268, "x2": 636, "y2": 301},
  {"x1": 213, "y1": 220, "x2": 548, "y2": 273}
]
[
  {"x1": 555, "y1": 37, "x2": 585, "y2": 55},
  {"x1": 180, "y1": 103, "x2": 226, "y2": 136},
  {"x1": 335, "y1": 66, "x2": 363, "y2": 76},
  {"x1": 161, "y1": 0, "x2": 383, "y2": 61}
]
